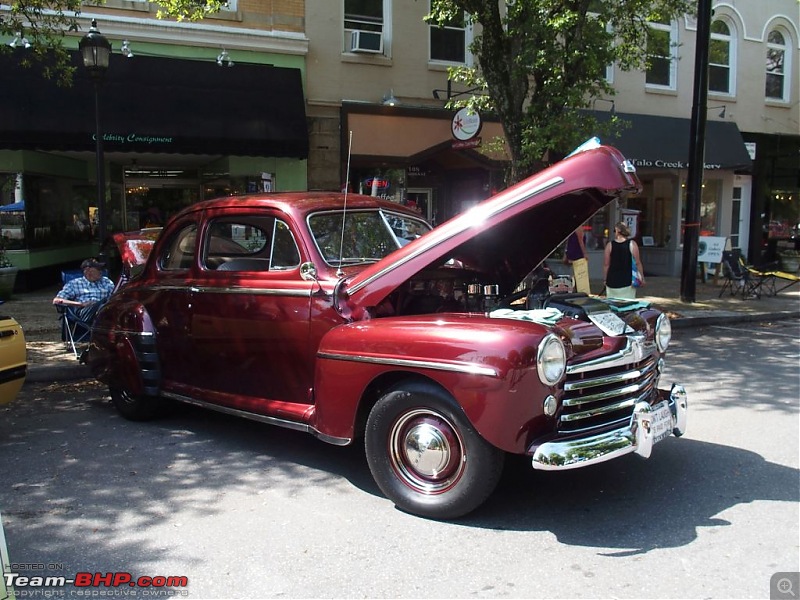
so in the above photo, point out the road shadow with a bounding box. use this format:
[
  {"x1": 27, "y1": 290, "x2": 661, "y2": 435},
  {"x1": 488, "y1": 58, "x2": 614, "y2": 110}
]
[
  {"x1": 1, "y1": 379, "x2": 797, "y2": 576},
  {"x1": 464, "y1": 437, "x2": 799, "y2": 555}
]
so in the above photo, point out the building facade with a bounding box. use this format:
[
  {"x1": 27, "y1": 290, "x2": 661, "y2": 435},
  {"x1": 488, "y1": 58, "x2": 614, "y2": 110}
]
[
  {"x1": 0, "y1": 0, "x2": 309, "y2": 288},
  {"x1": 304, "y1": 0, "x2": 799, "y2": 278},
  {"x1": 2, "y1": 1, "x2": 798, "y2": 287}
]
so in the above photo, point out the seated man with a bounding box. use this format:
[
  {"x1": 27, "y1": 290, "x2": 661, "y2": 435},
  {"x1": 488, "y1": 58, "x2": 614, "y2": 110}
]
[{"x1": 52, "y1": 258, "x2": 115, "y2": 322}]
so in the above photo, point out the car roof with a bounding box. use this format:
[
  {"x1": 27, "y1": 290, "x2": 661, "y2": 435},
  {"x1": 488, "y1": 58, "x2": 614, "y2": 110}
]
[{"x1": 175, "y1": 192, "x2": 423, "y2": 221}]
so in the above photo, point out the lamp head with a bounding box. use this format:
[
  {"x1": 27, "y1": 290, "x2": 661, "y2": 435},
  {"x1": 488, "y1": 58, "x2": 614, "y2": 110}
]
[{"x1": 79, "y1": 19, "x2": 112, "y2": 80}]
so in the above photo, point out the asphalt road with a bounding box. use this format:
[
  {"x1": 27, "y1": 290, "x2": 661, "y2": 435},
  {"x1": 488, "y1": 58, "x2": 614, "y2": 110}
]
[{"x1": 1, "y1": 319, "x2": 798, "y2": 599}]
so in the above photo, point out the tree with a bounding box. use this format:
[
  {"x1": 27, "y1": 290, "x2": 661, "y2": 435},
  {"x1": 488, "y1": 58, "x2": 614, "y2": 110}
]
[
  {"x1": 0, "y1": 1, "x2": 102, "y2": 83},
  {"x1": 0, "y1": 1, "x2": 221, "y2": 84},
  {"x1": 427, "y1": 0, "x2": 694, "y2": 183}
]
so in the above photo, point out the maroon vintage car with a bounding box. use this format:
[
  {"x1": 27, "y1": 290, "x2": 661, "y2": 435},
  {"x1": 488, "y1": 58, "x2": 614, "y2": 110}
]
[{"x1": 88, "y1": 143, "x2": 687, "y2": 519}]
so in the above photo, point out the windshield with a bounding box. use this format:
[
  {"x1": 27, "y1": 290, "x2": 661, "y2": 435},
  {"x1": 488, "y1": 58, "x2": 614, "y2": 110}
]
[{"x1": 308, "y1": 209, "x2": 430, "y2": 267}]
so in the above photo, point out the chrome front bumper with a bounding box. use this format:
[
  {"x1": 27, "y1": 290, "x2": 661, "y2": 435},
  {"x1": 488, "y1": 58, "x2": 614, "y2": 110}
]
[{"x1": 530, "y1": 384, "x2": 688, "y2": 471}]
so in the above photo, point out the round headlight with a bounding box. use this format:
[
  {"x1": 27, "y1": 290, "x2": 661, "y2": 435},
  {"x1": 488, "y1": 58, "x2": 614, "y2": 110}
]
[
  {"x1": 537, "y1": 334, "x2": 567, "y2": 385},
  {"x1": 655, "y1": 313, "x2": 672, "y2": 352}
]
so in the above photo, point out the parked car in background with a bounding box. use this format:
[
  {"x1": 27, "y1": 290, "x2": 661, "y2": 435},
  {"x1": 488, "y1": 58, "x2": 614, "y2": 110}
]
[
  {"x1": 88, "y1": 143, "x2": 687, "y2": 519},
  {"x1": 0, "y1": 309, "x2": 26, "y2": 406}
]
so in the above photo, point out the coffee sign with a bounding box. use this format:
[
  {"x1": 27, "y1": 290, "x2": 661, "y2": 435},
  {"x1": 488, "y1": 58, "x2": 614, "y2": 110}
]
[{"x1": 451, "y1": 108, "x2": 482, "y2": 141}]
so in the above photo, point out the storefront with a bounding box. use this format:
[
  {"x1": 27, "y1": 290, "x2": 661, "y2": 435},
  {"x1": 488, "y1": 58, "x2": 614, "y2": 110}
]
[
  {"x1": 0, "y1": 51, "x2": 308, "y2": 289},
  {"x1": 341, "y1": 103, "x2": 508, "y2": 227},
  {"x1": 581, "y1": 111, "x2": 753, "y2": 278}
]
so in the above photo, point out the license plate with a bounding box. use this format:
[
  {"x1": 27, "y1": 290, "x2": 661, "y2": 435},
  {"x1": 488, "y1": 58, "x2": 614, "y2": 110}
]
[{"x1": 651, "y1": 401, "x2": 674, "y2": 444}]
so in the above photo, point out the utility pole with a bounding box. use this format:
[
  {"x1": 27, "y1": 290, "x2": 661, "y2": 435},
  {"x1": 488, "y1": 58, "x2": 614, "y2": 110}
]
[{"x1": 680, "y1": 0, "x2": 713, "y2": 303}]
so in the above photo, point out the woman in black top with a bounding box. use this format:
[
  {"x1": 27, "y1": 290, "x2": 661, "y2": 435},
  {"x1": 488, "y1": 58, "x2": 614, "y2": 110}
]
[{"x1": 603, "y1": 222, "x2": 645, "y2": 298}]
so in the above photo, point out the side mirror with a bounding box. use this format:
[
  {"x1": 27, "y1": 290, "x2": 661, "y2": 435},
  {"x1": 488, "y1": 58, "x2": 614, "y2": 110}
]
[{"x1": 300, "y1": 261, "x2": 318, "y2": 282}]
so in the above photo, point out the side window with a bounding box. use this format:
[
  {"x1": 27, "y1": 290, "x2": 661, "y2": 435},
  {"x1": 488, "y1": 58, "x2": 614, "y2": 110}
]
[
  {"x1": 159, "y1": 224, "x2": 197, "y2": 271},
  {"x1": 270, "y1": 220, "x2": 301, "y2": 270},
  {"x1": 203, "y1": 216, "x2": 300, "y2": 272},
  {"x1": 646, "y1": 18, "x2": 678, "y2": 89}
]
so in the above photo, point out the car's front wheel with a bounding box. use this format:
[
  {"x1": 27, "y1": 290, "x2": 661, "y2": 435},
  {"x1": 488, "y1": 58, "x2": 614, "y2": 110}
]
[
  {"x1": 110, "y1": 387, "x2": 162, "y2": 421},
  {"x1": 365, "y1": 382, "x2": 505, "y2": 519}
]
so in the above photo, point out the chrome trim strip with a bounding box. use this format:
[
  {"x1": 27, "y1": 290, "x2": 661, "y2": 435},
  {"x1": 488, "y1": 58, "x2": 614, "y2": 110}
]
[
  {"x1": 566, "y1": 336, "x2": 657, "y2": 375},
  {"x1": 562, "y1": 376, "x2": 653, "y2": 407},
  {"x1": 318, "y1": 351, "x2": 500, "y2": 378},
  {"x1": 91, "y1": 327, "x2": 155, "y2": 338},
  {"x1": 161, "y1": 391, "x2": 351, "y2": 446},
  {"x1": 190, "y1": 286, "x2": 313, "y2": 297},
  {"x1": 135, "y1": 284, "x2": 313, "y2": 298},
  {"x1": 347, "y1": 177, "x2": 565, "y2": 295},
  {"x1": 560, "y1": 397, "x2": 637, "y2": 422},
  {"x1": 561, "y1": 388, "x2": 652, "y2": 422},
  {"x1": 563, "y1": 360, "x2": 656, "y2": 392}
]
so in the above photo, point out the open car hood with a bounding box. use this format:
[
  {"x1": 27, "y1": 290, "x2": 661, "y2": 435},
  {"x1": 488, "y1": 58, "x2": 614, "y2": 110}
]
[{"x1": 343, "y1": 144, "x2": 640, "y2": 310}]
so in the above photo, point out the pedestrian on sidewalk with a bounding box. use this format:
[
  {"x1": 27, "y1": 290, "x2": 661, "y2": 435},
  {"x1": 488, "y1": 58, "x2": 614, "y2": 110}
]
[
  {"x1": 603, "y1": 222, "x2": 645, "y2": 299},
  {"x1": 563, "y1": 224, "x2": 588, "y2": 265},
  {"x1": 52, "y1": 258, "x2": 114, "y2": 322}
]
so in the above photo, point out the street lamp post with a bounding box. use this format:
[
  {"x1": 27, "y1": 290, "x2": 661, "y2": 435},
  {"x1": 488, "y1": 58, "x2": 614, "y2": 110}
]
[{"x1": 79, "y1": 19, "x2": 112, "y2": 248}]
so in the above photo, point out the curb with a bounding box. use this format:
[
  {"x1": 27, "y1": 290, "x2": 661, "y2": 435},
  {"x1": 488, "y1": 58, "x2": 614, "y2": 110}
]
[
  {"x1": 668, "y1": 309, "x2": 800, "y2": 329},
  {"x1": 26, "y1": 363, "x2": 92, "y2": 383}
]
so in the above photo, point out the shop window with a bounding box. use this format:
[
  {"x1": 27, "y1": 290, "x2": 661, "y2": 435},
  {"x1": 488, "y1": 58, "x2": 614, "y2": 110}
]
[
  {"x1": 709, "y1": 20, "x2": 734, "y2": 95},
  {"x1": 646, "y1": 18, "x2": 678, "y2": 89},
  {"x1": 626, "y1": 177, "x2": 676, "y2": 248},
  {"x1": 699, "y1": 180, "x2": 721, "y2": 237},
  {"x1": 765, "y1": 29, "x2": 790, "y2": 102},
  {"x1": 680, "y1": 179, "x2": 721, "y2": 244},
  {"x1": 0, "y1": 174, "x2": 95, "y2": 250},
  {"x1": 347, "y1": 168, "x2": 405, "y2": 203},
  {"x1": 429, "y1": 2, "x2": 467, "y2": 64}
]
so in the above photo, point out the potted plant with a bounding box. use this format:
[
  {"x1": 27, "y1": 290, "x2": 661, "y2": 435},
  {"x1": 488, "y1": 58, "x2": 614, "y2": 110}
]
[
  {"x1": 778, "y1": 249, "x2": 800, "y2": 273},
  {"x1": 0, "y1": 236, "x2": 19, "y2": 301}
]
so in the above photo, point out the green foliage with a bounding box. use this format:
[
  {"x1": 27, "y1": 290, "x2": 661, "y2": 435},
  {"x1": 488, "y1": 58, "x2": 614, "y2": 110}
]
[
  {"x1": 427, "y1": 0, "x2": 694, "y2": 183},
  {"x1": 151, "y1": 0, "x2": 227, "y2": 22},
  {"x1": 0, "y1": 0, "x2": 106, "y2": 85},
  {"x1": 0, "y1": 0, "x2": 224, "y2": 84}
]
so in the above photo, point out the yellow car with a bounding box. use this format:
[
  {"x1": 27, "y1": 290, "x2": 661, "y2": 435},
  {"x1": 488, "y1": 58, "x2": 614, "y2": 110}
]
[{"x1": 0, "y1": 313, "x2": 26, "y2": 405}]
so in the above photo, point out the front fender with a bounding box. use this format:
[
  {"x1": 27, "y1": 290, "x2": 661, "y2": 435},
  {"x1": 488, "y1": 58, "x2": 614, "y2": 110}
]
[{"x1": 313, "y1": 313, "x2": 558, "y2": 453}]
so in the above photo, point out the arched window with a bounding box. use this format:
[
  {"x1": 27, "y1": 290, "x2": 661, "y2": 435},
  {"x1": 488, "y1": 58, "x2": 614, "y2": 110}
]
[
  {"x1": 709, "y1": 20, "x2": 734, "y2": 95},
  {"x1": 765, "y1": 29, "x2": 790, "y2": 101}
]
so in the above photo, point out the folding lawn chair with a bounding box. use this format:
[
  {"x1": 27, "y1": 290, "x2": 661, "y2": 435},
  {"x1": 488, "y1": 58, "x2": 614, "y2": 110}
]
[
  {"x1": 718, "y1": 250, "x2": 764, "y2": 300},
  {"x1": 55, "y1": 269, "x2": 106, "y2": 358}
]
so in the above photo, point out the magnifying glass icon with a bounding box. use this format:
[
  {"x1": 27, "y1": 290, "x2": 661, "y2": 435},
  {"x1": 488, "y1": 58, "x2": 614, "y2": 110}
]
[{"x1": 777, "y1": 578, "x2": 796, "y2": 597}]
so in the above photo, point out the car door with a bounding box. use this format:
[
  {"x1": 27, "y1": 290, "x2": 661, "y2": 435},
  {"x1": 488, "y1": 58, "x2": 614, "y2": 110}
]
[
  {"x1": 185, "y1": 212, "x2": 314, "y2": 409},
  {"x1": 147, "y1": 220, "x2": 198, "y2": 386}
]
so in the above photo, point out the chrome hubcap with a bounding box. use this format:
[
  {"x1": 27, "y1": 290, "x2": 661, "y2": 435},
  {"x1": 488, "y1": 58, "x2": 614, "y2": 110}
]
[{"x1": 389, "y1": 408, "x2": 465, "y2": 494}]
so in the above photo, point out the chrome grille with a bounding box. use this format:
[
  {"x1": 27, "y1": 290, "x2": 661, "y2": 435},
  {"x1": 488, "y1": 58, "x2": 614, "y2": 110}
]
[{"x1": 559, "y1": 336, "x2": 658, "y2": 435}]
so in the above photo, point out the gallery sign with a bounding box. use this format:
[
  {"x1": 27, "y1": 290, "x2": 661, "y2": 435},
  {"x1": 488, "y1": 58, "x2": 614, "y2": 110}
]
[{"x1": 628, "y1": 158, "x2": 723, "y2": 170}]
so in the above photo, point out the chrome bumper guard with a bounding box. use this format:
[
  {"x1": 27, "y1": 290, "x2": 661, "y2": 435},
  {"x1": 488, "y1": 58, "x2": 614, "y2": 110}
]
[{"x1": 531, "y1": 384, "x2": 688, "y2": 471}]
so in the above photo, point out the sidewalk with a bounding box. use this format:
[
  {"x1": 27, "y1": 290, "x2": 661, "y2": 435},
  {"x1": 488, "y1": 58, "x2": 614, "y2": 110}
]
[{"x1": 3, "y1": 276, "x2": 798, "y2": 383}]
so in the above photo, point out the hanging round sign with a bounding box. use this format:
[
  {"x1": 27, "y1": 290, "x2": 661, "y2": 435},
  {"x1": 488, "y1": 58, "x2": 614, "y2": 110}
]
[{"x1": 451, "y1": 107, "x2": 482, "y2": 141}]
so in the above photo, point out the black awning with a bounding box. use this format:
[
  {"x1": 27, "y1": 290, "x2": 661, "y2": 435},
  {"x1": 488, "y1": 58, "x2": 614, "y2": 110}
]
[
  {"x1": 0, "y1": 51, "x2": 308, "y2": 158},
  {"x1": 596, "y1": 111, "x2": 752, "y2": 170}
]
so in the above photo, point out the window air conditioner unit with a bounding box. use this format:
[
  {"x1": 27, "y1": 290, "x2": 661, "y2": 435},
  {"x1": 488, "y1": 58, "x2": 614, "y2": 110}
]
[{"x1": 350, "y1": 30, "x2": 383, "y2": 54}]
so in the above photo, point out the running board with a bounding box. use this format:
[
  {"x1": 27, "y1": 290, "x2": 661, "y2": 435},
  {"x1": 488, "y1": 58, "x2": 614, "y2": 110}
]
[{"x1": 161, "y1": 391, "x2": 351, "y2": 446}]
